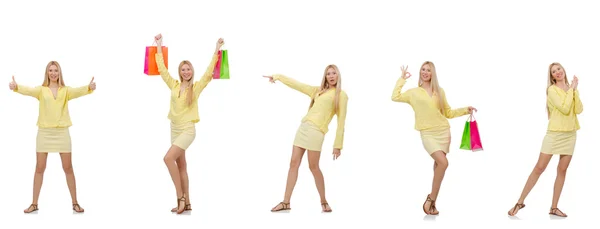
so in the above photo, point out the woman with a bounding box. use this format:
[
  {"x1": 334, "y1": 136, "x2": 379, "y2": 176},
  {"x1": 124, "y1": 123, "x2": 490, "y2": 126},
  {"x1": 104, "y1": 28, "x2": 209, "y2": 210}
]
[
  {"x1": 391, "y1": 62, "x2": 476, "y2": 215},
  {"x1": 153, "y1": 34, "x2": 223, "y2": 214},
  {"x1": 507, "y1": 62, "x2": 582, "y2": 217},
  {"x1": 8, "y1": 61, "x2": 96, "y2": 213},
  {"x1": 264, "y1": 65, "x2": 348, "y2": 212}
]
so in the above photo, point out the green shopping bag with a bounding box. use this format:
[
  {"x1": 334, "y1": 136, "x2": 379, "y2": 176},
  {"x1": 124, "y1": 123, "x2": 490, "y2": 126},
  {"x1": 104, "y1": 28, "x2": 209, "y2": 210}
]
[
  {"x1": 220, "y1": 50, "x2": 230, "y2": 79},
  {"x1": 459, "y1": 119, "x2": 471, "y2": 150}
]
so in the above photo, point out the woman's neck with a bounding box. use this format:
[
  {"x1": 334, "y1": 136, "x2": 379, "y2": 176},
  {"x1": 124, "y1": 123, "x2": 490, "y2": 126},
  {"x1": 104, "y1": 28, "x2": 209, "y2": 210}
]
[
  {"x1": 555, "y1": 80, "x2": 567, "y2": 89},
  {"x1": 49, "y1": 82, "x2": 59, "y2": 88},
  {"x1": 421, "y1": 81, "x2": 432, "y2": 89}
]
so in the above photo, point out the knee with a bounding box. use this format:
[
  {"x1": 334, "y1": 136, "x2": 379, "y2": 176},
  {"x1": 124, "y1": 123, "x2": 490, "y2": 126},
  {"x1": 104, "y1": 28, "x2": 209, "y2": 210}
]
[
  {"x1": 308, "y1": 163, "x2": 320, "y2": 172},
  {"x1": 557, "y1": 165, "x2": 568, "y2": 175},
  {"x1": 164, "y1": 155, "x2": 176, "y2": 163},
  {"x1": 289, "y1": 159, "x2": 301, "y2": 170},
  {"x1": 533, "y1": 165, "x2": 547, "y2": 175},
  {"x1": 62, "y1": 164, "x2": 73, "y2": 174},
  {"x1": 178, "y1": 161, "x2": 187, "y2": 170},
  {"x1": 437, "y1": 160, "x2": 449, "y2": 169},
  {"x1": 35, "y1": 164, "x2": 46, "y2": 174}
]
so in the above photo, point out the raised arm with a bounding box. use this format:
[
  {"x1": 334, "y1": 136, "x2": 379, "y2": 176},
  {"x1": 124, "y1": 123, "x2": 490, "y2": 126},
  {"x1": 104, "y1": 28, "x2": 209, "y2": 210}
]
[
  {"x1": 67, "y1": 77, "x2": 95, "y2": 100},
  {"x1": 391, "y1": 65, "x2": 412, "y2": 103},
  {"x1": 10, "y1": 76, "x2": 41, "y2": 99},
  {"x1": 441, "y1": 89, "x2": 470, "y2": 119},
  {"x1": 547, "y1": 86, "x2": 574, "y2": 115},
  {"x1": 154, "y1": 34, "x2": 177, "y2": 89},
  {"x1": 194, "y1": 38, "x2": 224, "y2": 97},
  {"x1": 269, "y1": 74, "x2": 319, "y2": 97},
  {"x1": 333, "y1": 91, "x2": 349, "y2": 150}
]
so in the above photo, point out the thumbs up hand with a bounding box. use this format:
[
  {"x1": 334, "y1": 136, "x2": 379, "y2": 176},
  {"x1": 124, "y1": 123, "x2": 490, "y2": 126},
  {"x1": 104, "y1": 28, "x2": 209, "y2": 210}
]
[
  {"x1": 9, "y1": 75, "x2": 17, "y2": 90},
  {"x1": 88, "y1": 77, "x2": 96, "y2": 90}
]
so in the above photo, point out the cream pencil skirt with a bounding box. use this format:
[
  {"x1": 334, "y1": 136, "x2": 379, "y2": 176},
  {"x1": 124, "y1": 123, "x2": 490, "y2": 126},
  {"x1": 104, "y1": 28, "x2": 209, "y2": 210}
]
[
  {"x1": 293, "y1": 121, "x2": 325, "y2": 152},
  {"x1": 541, "y1": 131, "x2": 577, "y2": 155},
  {"x1": 419, "y1": 127, "x2": 451, "y2": 155},
  {"x1": 36, "y1": 127, "x2": 72, "y2": 153},
  {"x1": 171, "y1": 121, "x2": 196, "y2": 150}
]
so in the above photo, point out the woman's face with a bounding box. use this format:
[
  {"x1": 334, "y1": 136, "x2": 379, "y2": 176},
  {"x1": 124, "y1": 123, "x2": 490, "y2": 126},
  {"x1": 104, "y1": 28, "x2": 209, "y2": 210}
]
[
  {"x1": 180, "y1": 64, "x2": 193, "y2": 81},
  {"x1": 326, "y1": 67, "x2": 338, "y2": 87},
  {"x1": 48, "y1": 65, "x2": 60, "y2": 82},
  {"x1": 551, "y1": 64, "x2": 565, "y2": 83},
  {"x1": 420, "y1": 64, "x2": 432, "y2": 82}
]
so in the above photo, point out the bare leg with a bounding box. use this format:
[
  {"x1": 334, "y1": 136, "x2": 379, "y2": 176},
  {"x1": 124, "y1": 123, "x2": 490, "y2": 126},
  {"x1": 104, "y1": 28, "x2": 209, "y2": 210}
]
[
  {"x1": 424, "y1": 151, "x2": 448, "y2": 214},
  {"x1": 164, "y1": 145, "x2": 186, "y2": 213},
  {"x1": 24, "y1": 153, "x2": 48, "y2": 213},
  {"x1": 60, "y1": 153, "x2": 84, "y2": 212},
  {"x1": 508, "y1": 153, "x2": 553, "y2": 216},
  {"x1": 171, "y1": 152, "x2": 190, "y2": 212},
  {"x1": 307, "y1": 150, "x2": 331, "y2": 212},
  {"x1": 549, "y1": 155, "x2": 572, "y2": 217},
  {"x1": 271, "y1": 146, "x2": 306, "y2": 211}
]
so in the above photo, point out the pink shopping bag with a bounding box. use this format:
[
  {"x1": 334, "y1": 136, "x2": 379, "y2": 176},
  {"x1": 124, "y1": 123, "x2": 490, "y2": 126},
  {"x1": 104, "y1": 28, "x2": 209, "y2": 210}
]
[
  {"x1": 212, "y1": 50, "x2": 222, "y2": 79},
  {"x1": 469, "y1": 114, "x2": 483, "y2": 151}
]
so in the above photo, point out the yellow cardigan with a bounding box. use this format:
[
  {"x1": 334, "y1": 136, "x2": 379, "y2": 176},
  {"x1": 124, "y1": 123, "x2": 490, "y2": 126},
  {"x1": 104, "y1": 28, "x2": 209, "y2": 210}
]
[
  {"x1": 272, "y1": 74, "x2": 348, "y2": 150},
  {"x1": 13, "y1": 85, "x2": 93, "y2": 128},
  {"x1": 391, "y1": 78, "x2": 469, "y2": 130},
  {"x1": 155, "y1": 52, "x2": 219, "y2": 124},
  {"x1": 546, "y1": 85, "x2": 583, "y2": 131}
]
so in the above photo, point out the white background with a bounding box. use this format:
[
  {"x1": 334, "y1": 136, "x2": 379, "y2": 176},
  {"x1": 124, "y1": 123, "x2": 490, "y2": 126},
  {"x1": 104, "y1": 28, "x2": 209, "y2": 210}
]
[{"x1": 0, "y1": 0, "x2": 598, "y2": 228}]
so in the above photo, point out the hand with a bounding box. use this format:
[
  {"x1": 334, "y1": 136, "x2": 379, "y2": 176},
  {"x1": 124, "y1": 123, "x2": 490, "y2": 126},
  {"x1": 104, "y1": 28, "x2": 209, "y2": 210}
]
[
  {"x1": 571, "y1": 75, "x2": 578, "y2": 90},
  {"x1": 333, "y1": 148, "x2": 341, "y2": 160},
  {"x1": 154, "y1": 33, "x2": 163, "y2": 45},
  {"x1": 263, "y1": 75, "x2": 275, "y2": 83},
  {"x1": 401, "y1": 65, "x2": 412, "y2": 79},
  {"x1": 88, "y1": 77, "x2": 96, "y2": 90},
  {"x1": 216, "y1": 38, "x2": 224, "y2": 50},
  {"x1": 468, "y1": 106, "x2": 477, "y2": 114},
  {"x1": 9, "y1": 75, "x2": 17, "y2": 90}
]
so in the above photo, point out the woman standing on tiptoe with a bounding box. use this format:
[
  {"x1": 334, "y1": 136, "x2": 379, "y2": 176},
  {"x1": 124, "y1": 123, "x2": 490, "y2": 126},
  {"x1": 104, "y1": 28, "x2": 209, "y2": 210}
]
[
  {"x1": 507, "y1": 63, "x2": 583, "y2": 218},
  {"x1": 153, "y1": 34, "x2": 224, "y2": 214},
  {"x1": 264, "y1": 65, "x2": 348, "y2": 213},
  {"x1": 391, "y1": 62, "x2": 476, "y2": 215},
  {"x1": 8, "y1": 61, "x2": 96, "y2": 213}
]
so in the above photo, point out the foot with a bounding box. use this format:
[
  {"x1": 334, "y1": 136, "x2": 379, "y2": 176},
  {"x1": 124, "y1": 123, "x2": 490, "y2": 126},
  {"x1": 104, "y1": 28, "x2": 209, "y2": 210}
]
[
  {"x1": 271, "y1": 202, "x2": 291, "y2": 212},
  {"x1": 174, "y1": 195, "x2": 186, "y2": 214},
  {"x1": 321, "y1": 202, "x2": 332, "y2": 212},
  {"x1": 423, "y1": 194, "x2": 439, "y2": 215},
  {"x1": 508, "y1": 203, "x2": 525, "y2": 216},
  {"x1": 171, "y1": 203, "x2": 191, "y2": 212},
  {"x1": 72, "y1": 203, "x2": 84, "y2": 213},
  {"x1": 24, "y1": 204, "x2": 38, "y2": 213},
  {"x1": 549, "y1": 208, "x2": 567, "y2": 217}
]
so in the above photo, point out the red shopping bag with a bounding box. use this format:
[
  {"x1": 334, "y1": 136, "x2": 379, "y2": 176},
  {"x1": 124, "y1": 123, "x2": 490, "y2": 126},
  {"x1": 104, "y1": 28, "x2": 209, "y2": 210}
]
[
  {"x1": 469, "y1": 114, "x2": 483, "y2": 151},
  {"x1": 144, "y1": 45, "x2": 168, "y2": 76}
]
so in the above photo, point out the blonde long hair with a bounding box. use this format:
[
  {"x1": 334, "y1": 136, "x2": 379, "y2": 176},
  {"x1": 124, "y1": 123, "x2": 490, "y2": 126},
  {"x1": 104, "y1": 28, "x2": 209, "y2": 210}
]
[
  {"x1": 418, "y1": 61, "x2": 445, "y2": 114},
  {"x1": 178, "y1": 60, "x2": 195, "y2": 106},
  {"x1": 42, "y1": 61, "x2": 65, "y2": 87},
  {"x1": 546, "y1": 62, "x2": 570, "y2": 119},
  {"x1": 309, "y1": 64, "x2": 342, "y2": 113}
]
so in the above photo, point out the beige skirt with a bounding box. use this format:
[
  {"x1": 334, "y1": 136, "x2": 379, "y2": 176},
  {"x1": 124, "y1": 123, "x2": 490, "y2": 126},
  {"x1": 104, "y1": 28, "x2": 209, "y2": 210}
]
[
  {"x1": 293, "y1": 121, "x2": 325, "y2": 152},
  {"x1": 171, "y1": 121, "x2": 196, "y2": 150},
  {"x1": 541, "y1": 131, "x2": 577, "y2": 155},
  {"x1": 420, "y1": 127, "x2": 451, "y2": 155},
  {"x1": 36, "y1": 127, "x2": 72, "y2": 153}
]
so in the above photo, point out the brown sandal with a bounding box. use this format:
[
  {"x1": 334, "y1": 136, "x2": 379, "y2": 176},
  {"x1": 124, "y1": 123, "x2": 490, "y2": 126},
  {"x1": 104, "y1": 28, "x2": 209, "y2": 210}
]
[
  {"x1": 508, "y1": 203, "x2": 525, "y2": 216},
  {"x1": 321, "y1": 202, "x2": 332, "y2": 212},
  {"x1": 171, "y1": 204, "x2": 192, "y2": 212},
  {"x1": 549, "y1": 208, "x2": 567, "y2": 217},
  {"x1": 24, "y1": 204, "x2": 39, "y2": 213},
  {"x1": 422, "y1": 195, "x2": 439, "y2": 215},
  {"x1": 174, "y1": 195, "x2": 186, "y2": 214},
  {"x1": 72, "y1": 203, "x2": 84, "y2": 213},
  {"x1": 270, "y1": 202, "x2": 291, "y2": 212}
]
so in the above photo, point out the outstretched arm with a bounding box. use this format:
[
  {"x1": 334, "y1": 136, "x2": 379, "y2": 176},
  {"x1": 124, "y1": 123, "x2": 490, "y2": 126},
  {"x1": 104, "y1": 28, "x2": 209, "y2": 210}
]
[
  {"x1": 67, "y1": 77, "x2": 95, "y2": 100},
  {"x1": 194, "y1": 38, "x2": 224, "y2": 98},
  {"x1": 154, "y1": 34, "x2": 177, "y2": 89},
  {"x1": 10, "y1": 76, "x2": 41, "y2": 99},
  {"x1": 441, "y1": 89, "x2": 470, "y2": 119},
  {"x1": 265, "y1": 74, "x2": 319, "y2": 97}
]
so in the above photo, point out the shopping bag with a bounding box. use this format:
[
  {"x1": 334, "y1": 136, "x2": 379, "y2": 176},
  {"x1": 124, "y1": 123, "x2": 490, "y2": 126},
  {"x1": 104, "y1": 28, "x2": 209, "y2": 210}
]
[
  {"x1": 212, "y1": 50, "x2": 222, "y2": 79},
  {"x1": 144, "y1": 46, "x2": 168, "y2": 76},
  {"x1": 219, "y1": 50, "x2": 230, "y2": 79},
  {"x1": 459, "y1": 117, "x2": 471, "y2": 150},
  {"x1": 469, "y1": 114, "x2": 483, "y2": 151}
]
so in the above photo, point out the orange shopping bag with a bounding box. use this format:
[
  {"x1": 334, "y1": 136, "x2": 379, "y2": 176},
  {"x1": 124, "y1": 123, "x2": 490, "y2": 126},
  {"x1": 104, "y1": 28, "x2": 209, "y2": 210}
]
[{"x1": 144, "y1": 45, "x2": 168, "y2": 75}]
